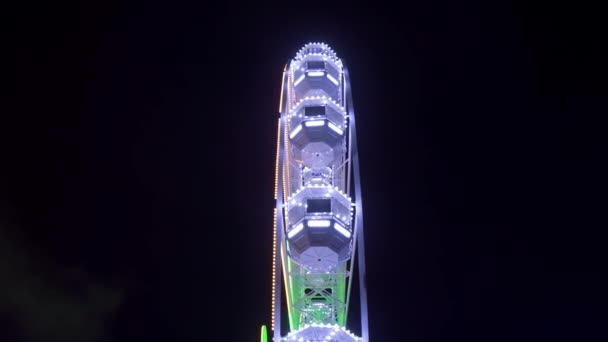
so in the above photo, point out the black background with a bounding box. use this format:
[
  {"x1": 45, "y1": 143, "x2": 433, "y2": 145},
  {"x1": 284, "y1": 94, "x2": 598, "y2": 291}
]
[{"x1": 3, "y1": 1, "x2": 606, "y2": 341}]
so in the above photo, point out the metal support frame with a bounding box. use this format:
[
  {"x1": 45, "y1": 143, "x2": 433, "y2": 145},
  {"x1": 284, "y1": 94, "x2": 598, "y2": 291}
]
[
  {"x1": 273, "y1": 68, "x2": 289, "y2": 341},
  {"x1": 344, "y1": 66, "x2": 369, "y2": 342},
  {"x1": 290, "y1": 265, "x2": 350, "y2": 325}
]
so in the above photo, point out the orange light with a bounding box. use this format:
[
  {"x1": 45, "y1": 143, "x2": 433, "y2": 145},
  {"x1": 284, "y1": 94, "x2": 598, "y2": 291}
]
[
  {"x1": 271, "y1": 207, "x2": 277, "y2": 330},
  {"x1": 274, "y1": 118, "x2": 280, "y2": 200}
]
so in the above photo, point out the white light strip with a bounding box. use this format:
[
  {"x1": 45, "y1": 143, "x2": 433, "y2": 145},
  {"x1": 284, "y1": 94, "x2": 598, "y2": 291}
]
[
  {"x1": 307, "y1": 70, "x2": 325, "y2": 77},
  {"x1": 326, "y1": 73, "x2": 339, "y2": 85},
  {"x1": 289, "y1": 124, "x2": 303, "y2": 139},
  {"x1": 327, "y1": 122, "x2": 343, "y2": 135},
  {"x1": 304, "y1": 120, "x2": 325, "y2": 127},
  {"x1": 308, "y1": 219, "x2": 331, "y2": 227},
  {"x1": 287, "y1": 222, "x2": 304, "y2": 239},
  {"x1": 334, "y1": 222, "x2": 351, "y2": 238},
  {"x1": 293, "y1": 74, "x2": 305, "y2": 87}
]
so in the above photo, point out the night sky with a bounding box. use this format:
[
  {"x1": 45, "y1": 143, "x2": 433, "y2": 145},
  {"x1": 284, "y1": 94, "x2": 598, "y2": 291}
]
[{"x1": 3, "y1": 1, "x2": 606, "y2": 341}]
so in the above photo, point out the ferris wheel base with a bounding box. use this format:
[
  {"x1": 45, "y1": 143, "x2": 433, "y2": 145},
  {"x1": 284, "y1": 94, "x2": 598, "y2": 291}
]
[{"x1": 277, "y1": 324, "x2": 361, "y2": 342}]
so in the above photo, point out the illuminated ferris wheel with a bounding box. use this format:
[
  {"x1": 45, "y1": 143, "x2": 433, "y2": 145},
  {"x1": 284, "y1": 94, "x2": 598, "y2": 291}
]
[{"x1": 261, "y1": 43, "x2": 369, "y2": 342}]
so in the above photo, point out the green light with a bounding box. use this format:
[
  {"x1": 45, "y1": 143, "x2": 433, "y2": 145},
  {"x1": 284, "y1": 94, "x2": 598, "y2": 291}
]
[
  {"x1": 336, "y1": 264, "x2": 347, "y2": 326},
  {"x1": 281, "y1": 244, "x2": 295, "y2": 331},
  {"x1": 260, "y1": 325, "x2": 268, "y2": 342}
]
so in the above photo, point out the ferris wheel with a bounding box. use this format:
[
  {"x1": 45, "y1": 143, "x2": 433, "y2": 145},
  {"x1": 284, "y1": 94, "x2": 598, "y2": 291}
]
[{"x1": 261, "y1": 43, "x2": 369, "y2": 342}]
